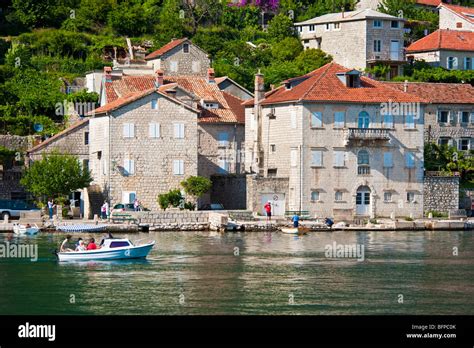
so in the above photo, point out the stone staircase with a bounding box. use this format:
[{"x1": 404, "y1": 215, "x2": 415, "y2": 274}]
[{"x1": 85, "y1": 185, "x2": 105, "y2": 219}]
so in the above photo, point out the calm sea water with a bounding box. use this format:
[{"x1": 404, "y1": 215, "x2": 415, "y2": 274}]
[{"x1": 0, "y1": 230, "x2": 473, "y2": 315}]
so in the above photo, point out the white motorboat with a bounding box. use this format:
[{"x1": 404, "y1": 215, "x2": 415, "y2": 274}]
[
  {"x1": 56, "y1": 238, "x2": 155, "y2": 262},
  {"x1": 13, "y1": 223, "x2": 40, "y2": 235}
]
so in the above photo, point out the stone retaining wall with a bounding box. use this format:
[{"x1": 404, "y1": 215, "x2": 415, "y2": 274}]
[
  {"x1": 137, "y1": 210, "x2": 210, "y2": 231},
  {"x1": 423, "y1": 175, "x2": 459, "y2": 214}
]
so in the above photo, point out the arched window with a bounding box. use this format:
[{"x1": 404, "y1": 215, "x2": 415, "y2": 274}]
[
  {"x1": 358, "y1": 111, "x2": 370, "y2": 129},
  {"x1": 357, "y1": 150, "x2": 370, "y2": 175}
]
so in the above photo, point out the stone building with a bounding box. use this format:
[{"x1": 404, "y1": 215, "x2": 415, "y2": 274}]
[
  {"x1": 145, "y1": 38, "x2": 210, "y2": 77},
  {"x1": 294, "y1": 8, "x2": 406, "y2": 78},
  {"x1": 406, "y1": 29, "x2": 474, "y2": 70},
  {"x1": 89, "y1": 88, "x2": 199, "y2": 211},
  {"x1": 0, "y1": 135, "x2": 32, "y2": 201},
  {"x1": 244, "y1": 62, "x2": 427, "y2": 220},
  {"x1": 26, "y1": 118, "x2": 90, "y2": 215},
  {"x1": 385, "y1": 82, "x2": 474, "y2": 148},
  {"x1": 101, "y1": 68, "x2": 247, "y2": 181},
  {"x1": 439, "y1": 3, "x2": 474, "y2": 31}
]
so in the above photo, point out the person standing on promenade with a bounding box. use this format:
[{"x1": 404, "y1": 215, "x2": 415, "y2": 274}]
[
  {"x1": 47, "y1": 199, "x2": 55, "y2": 220},
  {"x1": 264, "y1": 201, "x2": 272, "y2": 222}
]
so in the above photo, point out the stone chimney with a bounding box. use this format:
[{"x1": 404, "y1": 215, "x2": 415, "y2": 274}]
[
  {"x1": 104, "y1": 66, "x2": 112, "y2": 82},
  {"x1": 207, "y1": 68, "x2": 215, "y2": 83},
  {"x1": 254, "y1": 70, "x2": 265, "y2": 105},
  {"x1": 155, "y1": 69, "x2": 164, "y2": 87}
]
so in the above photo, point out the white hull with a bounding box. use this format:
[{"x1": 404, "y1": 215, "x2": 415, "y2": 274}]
[
  {"x1": 13, "y1": 224, "x2": 40, "y2": 235},
  {"x1": 281, "y1": 227, "x2": 308, "y2": 234},
  {"x1": 57, "y1": 241, "x2": 155, "y2": 262}
]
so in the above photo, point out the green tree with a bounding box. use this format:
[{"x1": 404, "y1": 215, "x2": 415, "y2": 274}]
[
  {"x1": 271, "y1": 37, "x2": 303, "y2": 62},
  {"x1": 154, "y1": 0, "x2": 189, "y2": 46},
  {"x1": 21, "y1": 152, "x2": 92, "y2": 200},
  {"x1": 294, "y1": 48, "x2": 332, "y2": 74},
  {"x1": 267, "y1": 13, "x2": 295, "y2": 41},
  {"x1": 181, "y1": 176, "x2": 212, "y2": 199},
  {"x1": 158, "y1": 189, "x2": 183, "y2": 210}
]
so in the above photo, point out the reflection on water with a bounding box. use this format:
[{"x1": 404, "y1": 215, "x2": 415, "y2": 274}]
[{"x1": 0, "y1": 230, "x2": 473, "y2": 315}]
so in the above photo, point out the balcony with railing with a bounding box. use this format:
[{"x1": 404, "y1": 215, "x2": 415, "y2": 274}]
[{"x1": 344, "y1": 128, "x2": 390, "y2": 146}]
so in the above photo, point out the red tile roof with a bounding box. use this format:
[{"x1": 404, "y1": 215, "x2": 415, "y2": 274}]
[
  {"x1": 104, "y1": 75, "x2": 244, "y2": 124},
  {"x1": 244, "y1": 63, "x2": 426, "y2": 106},
  {"x1": 27, "y1": 118, "x2": 89, "y2": 154},
  {"x1": 93, "y1": 88, "x2": 199, "y2": 115},
  {"x1": 407, "y1": 29, "x2": 474, "y2": 52},
  {"x1": 383, "y1": 82, "x2": 474, "y2": 104},
  {"x1": 145, "y1": 38, "x2": 187, "y2": 60},
  {"x1": 440, "y1": 3, "x2": 474, "y2": 24},
  {"x1": 416, "y1": 0, "x2": 441, "y2": 7}
]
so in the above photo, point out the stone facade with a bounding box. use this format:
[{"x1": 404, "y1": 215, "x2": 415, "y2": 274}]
[
  {"x1": 424, "y1": 174, "x2": 460, "y2": 213},
  {"x1": 147, "y1": 40, "x2": 210, "y2": 77},
  {"x1": 246, "y1": 103, "x2": 425, "y2": 219},
  {"x1": 246, "y1": 176, "x2": 290, "y2": 216},
  {"x1": 409, "y1": 49, "x2": 474, "y2": 70},
  {"x1": 295, "y1": 10, "x2": 405, "y2": 75},
  {"x1": 89, "y1": 92, "x2": 199, "y2": 211},
  {"x1": 198, "y1": 123, "x2": 245, "y2": 178},
  {"x1": 425, "y1": 103, "x2": 474, "y2": 148},
  {"x1": 25, "y1": 119, "x2": 91, "y2": 215},
  {"x1": 439, "y1": 5, "x2": 474, "y2": 31},
  {"x1": 27, "y1": 120, "x2": 89, "y2": 163}
]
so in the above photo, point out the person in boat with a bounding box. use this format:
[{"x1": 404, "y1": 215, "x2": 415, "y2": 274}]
[
  {"x1": 25, "y1": 223, "x2": 31, "y2": 228},
  {"x1": 75, "y1": 239, "x2": 86, "y2": 251},
  {"x1": 60, "y1": 235, "x2": 74, "y2": 252},
  {"x1": 87, "y1": 238, "x2": 98, "y2": 250},
  {"x1": 325, "y1": 217, "x2": 334, "y2": 228},
  {"x1": 264, "y1": 201, "x2": 272, "y2": 222},
  {"x1": 292, "y1": 214, "x2": 300, "y2": 228}
]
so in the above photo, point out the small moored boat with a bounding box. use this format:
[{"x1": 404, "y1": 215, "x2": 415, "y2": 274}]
[
  {"x1": 281, "y1": 226, "x2": 309, "y2": 235},
  {"x1": 56, "y1": 238, "x2": 155, "y2": 262},
  {"x1": 13, "y1": 223, "x2": 40, "y2": 235},
  {"x1": 56, "y1": 224, "x2": 108, "y2": 233}
]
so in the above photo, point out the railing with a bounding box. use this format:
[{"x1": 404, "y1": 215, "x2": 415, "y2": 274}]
[
  {"x1": 346, "y1": 128, "x2": 390, "y2": 142},
  {"x1": 358, "y1": 166, "x2": 370, "y2": 175}
]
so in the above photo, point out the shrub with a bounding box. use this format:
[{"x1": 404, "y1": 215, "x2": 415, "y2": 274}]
[{"x1": 158, "y1": 189, "x2": 183, "y2": 210}]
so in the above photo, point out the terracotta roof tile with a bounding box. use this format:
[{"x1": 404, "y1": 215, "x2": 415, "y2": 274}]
[
  {"x1": 407, "y1": 29, "x2": 474, "y2": 52},
  {"x1": 416, "y1": 0, "x2": 441, "y2": 7},
  {"x1": 383, "y1": 82, "x2": 474, "y2": 104},
  {"x1": 145, "y1": 38, "x2": 187, "y2": 60},
  {"x1": 245, "y1": 63, "x2": 426, "y2": 106},
  {"x1": 104, "y1": 75, "x2": 243, "y2": 124}
]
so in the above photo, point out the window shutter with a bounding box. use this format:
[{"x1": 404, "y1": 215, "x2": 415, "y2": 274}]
[
  {"x1": 149, "y1": 124, "x2": 155, "y2": 138},
  {"x1": 312, "y1": 150, "x2": 322, "y2": 166},
  {"x1": 311, "y1": 112, "x2": 322, "y2": 127},
  {"x1": 291, "y1": 111, "x2": 297, "y2": 129},
  {"x1": 130, "y1": 160, "x2": 135, "y2": 175},
  {"x1": 334, "y1": 151, "x2": 344, "y2": 167},
  {"x1": 179, "y1": 160, "x2": 184, "y2": 175},
  {"x1": 384, "y1": 152, "x2": 393, "y2": 167},
  {"x1": 124, "y1": 159, "x2": 129, "y2": 175},
  {"x1": 129, "y1": 124, "x2": 135, "y2": 138},
  {"x1": 291, "y1": 149, "x2": 297, "y2": 167},
  {"x1": 123, "y1": 124, "x2": 129, "y2": 138},
  {"x1": 453, "y1": 57, "x2": 458, "y2": 69},
  {"x1": 173, "y1": 160, "x2": 179, "y2": 175},
  {"x1": 174, "y1": 124, "x2": 179, "y2": 138}
]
